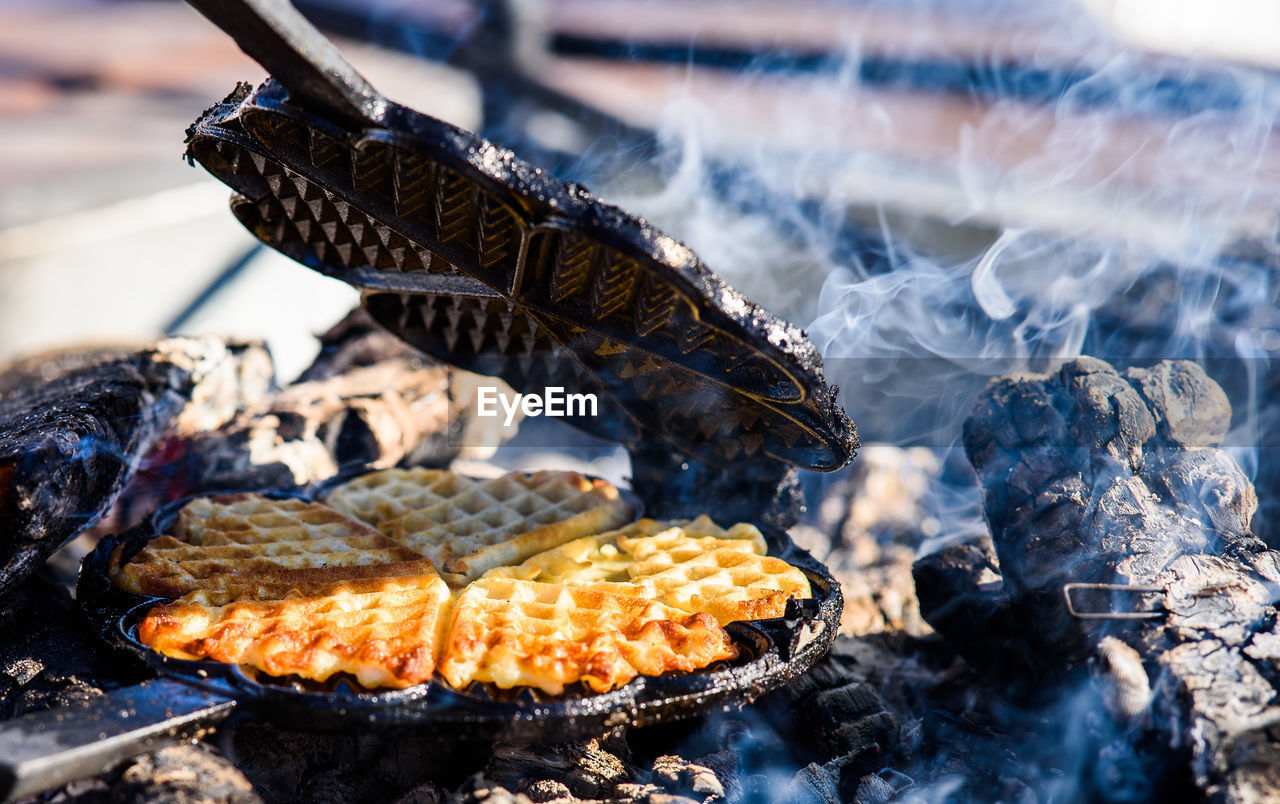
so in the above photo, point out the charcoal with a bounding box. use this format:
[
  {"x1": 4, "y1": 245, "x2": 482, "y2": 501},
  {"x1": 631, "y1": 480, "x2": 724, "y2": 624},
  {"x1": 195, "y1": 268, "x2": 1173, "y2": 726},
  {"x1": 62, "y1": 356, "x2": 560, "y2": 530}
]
[
  {"x1": 520, "y1": 780, "x2": 572, "y2": 803},
  {"x1": 0, "y1": 338, "x2": 269, "y2": 599},
  {"x1": 645, "y1": 794, "x2": 701, "y2": 804},
  {"x1": 920, "y1": 356, "x2": 1280, "y2": 801},
  {"x1": 945, "y1": 357, "x2": 1260, "y2": 671},
  {"x1": 781, "y1": 761, "x2": 844, "y2": 804},
  {"x1": 1094, "y1": 636, "x2": 1151, "y2": 723},
  {"x1": 228, "y1": 725, "x2": 476, "y2": 803},
  {"x1": 393, "y1": 782, "x2": 447, "y2": 804},
  {"x1": 0, "y1": 575, "x2": 142, "y2": 721},
  {"x1": 449, "y1": 776, "x2": 532, "y2": 804},
  {"x1": 488, "y1": 737, "x2": 630, "y2": 800},
  {"x1": 649, "y1": 755, "x2": 724, "y2": 800},
  {"x1": 17, "y1": 743, "x2": 260, "y2": 804},
  {"x1": 689, "y1": 751, "x2": 742, "y2": 804},
  {"x1": 912, "y1": 539, "x2": 1035, "y2": 690},
  {"x1": 98, "y1": 744, "x2": 258, "y2": 804},
  {"x1": 849, "y1": 772, "x2": 895, "y2": 804}
]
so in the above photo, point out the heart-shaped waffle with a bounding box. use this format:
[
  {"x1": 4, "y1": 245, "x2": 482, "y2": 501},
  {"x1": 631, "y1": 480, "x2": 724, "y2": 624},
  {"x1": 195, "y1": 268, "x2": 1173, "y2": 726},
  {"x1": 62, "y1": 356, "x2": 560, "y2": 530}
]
[
  {"x1": 113, "y1": 494, "x2": 451, "y2": 688},
  {"x1": 437, "y1": 577, "x2": 737, "y2": 695},
  {"x1": 322, "y1": 467, "x2": 633, "y2": 585},
  {"x1": 483, "y1": 515, "x2": 812, "y2": 625}
]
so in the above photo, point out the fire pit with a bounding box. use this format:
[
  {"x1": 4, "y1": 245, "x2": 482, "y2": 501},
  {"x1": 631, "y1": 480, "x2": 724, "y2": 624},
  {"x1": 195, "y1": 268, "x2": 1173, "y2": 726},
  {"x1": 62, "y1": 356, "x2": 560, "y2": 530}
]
[{"x1": 4, "y1": 0, "x2": 1280, "y2": 802}]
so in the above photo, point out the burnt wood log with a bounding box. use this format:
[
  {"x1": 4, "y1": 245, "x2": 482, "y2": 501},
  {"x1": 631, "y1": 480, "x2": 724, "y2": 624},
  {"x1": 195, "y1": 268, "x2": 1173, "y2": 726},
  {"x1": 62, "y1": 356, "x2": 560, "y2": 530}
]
[
  {"x1": 0, "y1": 338, "x2": 271, "y2": 598},
  {"x1": 108, "y1": 310, "x2": 489, "y2": 524},
  {"x1": 916, "y1": 357, "x2": 1280, "y2": 802},
  {"x1": 177, "y1": 355, "x2": 456, "y2": 490},
  {"x1": 297, "y1": 306, "x2": 426, "y2": 382}
]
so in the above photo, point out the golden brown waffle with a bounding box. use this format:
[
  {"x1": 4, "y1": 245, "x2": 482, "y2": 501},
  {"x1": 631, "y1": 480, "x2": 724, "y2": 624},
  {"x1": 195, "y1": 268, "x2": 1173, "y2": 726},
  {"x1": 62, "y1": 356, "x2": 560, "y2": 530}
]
[
  {"x1": 323, "y1": 468, "x2": 633, "y2": 585},
  {"x1": 115, "y1": 493, "x2": 452, "y2": 689},
  {"x1": 438, "y1": 577, "x2": 737, "y2": 695},
  {"x1": 111, "y1": 494, "x2": 432, "y2": 604},
  {"x1": 483, "y1": 515, "x2": 811, "y2": 625},
  {"x1": 138, "y1": 573, "x2": 451, "y2": 689}
]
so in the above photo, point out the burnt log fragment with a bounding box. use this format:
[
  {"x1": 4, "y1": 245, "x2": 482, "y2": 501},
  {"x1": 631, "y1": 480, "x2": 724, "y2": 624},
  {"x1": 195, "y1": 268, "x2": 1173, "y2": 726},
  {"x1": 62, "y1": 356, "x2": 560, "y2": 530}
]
[
  {"x1": 177, "y1": 355, "x2": 456, "y2": 490},
  {"x1": 918, "y1": 357, "x2": 1280, "y2": 802},
  {"x1": 487, "y1": 736, "x2": 631, "y2": 800},
  {"x1": 0, "y1": 339, "x2": 271, "y2": 598},
  {"x1": 112, "y1": 310, "x2": 490, "y2": 519}
]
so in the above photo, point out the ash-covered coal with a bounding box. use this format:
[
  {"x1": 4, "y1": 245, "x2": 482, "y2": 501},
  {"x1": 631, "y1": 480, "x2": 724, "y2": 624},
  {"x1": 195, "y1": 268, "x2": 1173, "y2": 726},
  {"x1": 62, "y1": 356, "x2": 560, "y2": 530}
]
[
  {"x1": 15, "y1": 631, "x2": 947, "y2": 804},
  {"x1": 917, "y1": 356, "x2": 1280, "y2": 802},
  {"x1": 794, "y1": 446, "x2": 940, "y2": 637},
  {"x1": 32, "y1": 744, "x2": 261, "y2": 804}
]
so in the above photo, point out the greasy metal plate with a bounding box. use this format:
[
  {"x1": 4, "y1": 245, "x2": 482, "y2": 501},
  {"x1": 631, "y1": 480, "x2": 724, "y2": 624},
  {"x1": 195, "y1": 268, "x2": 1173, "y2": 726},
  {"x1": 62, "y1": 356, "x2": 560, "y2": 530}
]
[
  {"x1": 78, "y1": 485, "x2": 842, "y2": 740},
  {"x1": 184, "y1": 80, "x2": 856, "y2": 471}
]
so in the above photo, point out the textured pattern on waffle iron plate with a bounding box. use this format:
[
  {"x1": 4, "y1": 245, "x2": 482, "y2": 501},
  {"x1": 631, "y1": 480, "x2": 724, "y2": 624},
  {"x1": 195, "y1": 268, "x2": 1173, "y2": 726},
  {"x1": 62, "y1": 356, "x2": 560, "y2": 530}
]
[
  {"x1": 184, "y1": 84, "x2": 856, "y2": 470},
  {"x1": 323, "y1": 467, "x2": 634, "y2": 585},
  {"x1": 138, "y1": 572, "x2": 451, "y2": 689},
  {"x1": 111, "y1": 494, "x2": 432, "y2": 604},
  {"x1": 438, "y1": 577, "x2": 738, "y2": 695},
  {"x1": 484, "y1": 515, "x2": 811, "y2": 625}
]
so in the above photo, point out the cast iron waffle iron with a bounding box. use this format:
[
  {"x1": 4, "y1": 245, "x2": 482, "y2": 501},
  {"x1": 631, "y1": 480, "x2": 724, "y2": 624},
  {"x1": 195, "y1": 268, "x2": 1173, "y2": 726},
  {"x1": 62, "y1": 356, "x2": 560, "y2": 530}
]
[{"x1": 0, "y1": 1, "x2": 855, "y2": 798}]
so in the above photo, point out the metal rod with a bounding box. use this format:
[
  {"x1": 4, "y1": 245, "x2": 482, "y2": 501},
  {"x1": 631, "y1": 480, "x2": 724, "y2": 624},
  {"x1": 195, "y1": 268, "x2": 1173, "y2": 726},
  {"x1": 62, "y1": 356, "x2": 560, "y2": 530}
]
[
  {"x1": 0, "y1": 679, "x2": 237, "y2": 802},
  {"x1": 184, "y1": 0, "x2": 385, "y2": 124},
  {"x1": 1063, "y1": 582, "x2": 1166, "y2": 620}
]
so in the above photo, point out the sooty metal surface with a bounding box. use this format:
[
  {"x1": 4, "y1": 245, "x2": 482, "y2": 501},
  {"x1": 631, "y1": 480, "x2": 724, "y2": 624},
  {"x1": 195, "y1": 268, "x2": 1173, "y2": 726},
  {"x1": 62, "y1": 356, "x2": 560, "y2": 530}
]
[
  {"x1": 184, "y1": 79, "x2": 856, "y2": 471},
  {"x1": 77, "y1": 486, "x2": 843, "y2": 741}
]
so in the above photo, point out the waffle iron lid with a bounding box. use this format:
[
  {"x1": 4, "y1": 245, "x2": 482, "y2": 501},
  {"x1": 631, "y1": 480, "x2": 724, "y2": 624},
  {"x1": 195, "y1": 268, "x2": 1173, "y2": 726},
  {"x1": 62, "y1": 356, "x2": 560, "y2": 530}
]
[{"x1": 184, "y1": 58, "x2": 856, "y2": 472}]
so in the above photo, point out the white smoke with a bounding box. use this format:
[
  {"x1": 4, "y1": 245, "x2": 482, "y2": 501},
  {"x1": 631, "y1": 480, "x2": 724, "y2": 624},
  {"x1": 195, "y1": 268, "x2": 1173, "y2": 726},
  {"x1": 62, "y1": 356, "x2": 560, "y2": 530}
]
[{"x1": 582, "y1": 0, "x2": 1280, "y2": 458}]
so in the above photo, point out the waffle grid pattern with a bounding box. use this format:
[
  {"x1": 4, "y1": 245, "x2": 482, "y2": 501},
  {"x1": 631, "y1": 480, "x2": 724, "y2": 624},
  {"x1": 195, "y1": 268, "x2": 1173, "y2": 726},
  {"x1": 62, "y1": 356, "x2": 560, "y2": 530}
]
[
  {"x1": 114, "y1": 495, "x2": 428, "y2": 604},
  {"x1": 185, "y1": 92, "x2": 857, "y2": 471},
  {"x1": 438, "y1": 577, "x2": 737, "y2": 695},
  {"x1": 140, "y1": 576, "x2": 451, "y2": 689},
  {"x1": 485, "y1": 515, "x2": 812, "y2": 625},
  {"x1": 323, "y1": 468, "x2": 633, "y2": 583},
  {"x1": 117, "y1": 474, "x2": 810, "y2": 694}
]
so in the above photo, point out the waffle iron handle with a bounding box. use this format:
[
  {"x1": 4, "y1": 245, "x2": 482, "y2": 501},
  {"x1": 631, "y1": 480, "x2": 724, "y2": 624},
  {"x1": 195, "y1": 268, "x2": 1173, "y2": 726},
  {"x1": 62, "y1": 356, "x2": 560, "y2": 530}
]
[
  {"x1": 184, "y1": 0, "x2": 385, "y2": 124},
  {"x1": 0, "y1": 678, "x2": 236, "y2": 802}
]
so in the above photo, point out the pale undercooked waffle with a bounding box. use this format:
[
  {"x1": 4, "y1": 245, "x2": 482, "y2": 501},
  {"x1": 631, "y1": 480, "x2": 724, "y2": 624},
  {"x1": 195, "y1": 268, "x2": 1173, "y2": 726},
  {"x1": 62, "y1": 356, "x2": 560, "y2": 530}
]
[
  {"x1": 482, "y1": 515, "x2": 812, "y2": 625},
  {"x1": 323, "y1": 468, "x2": 633, "y2": 585},
  {"x1": 113, "y1": 494, "x2": 452, "y2": 688},
  {"x1": 438, "y1": 577, "x2": 738, "y2": 695},
  {"x1": 111, "y1": 494, "x2": 433, "y2": 604}
]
